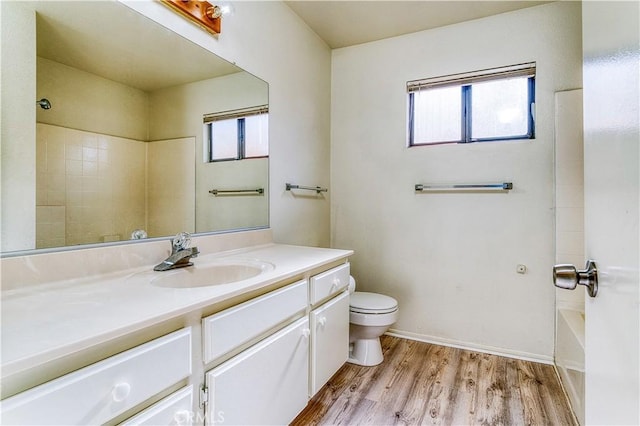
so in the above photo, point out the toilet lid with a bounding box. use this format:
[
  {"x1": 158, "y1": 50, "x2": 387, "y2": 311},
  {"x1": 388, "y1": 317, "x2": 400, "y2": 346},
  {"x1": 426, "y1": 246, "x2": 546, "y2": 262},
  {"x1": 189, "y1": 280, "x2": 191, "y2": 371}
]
[{"x1": 350, "y1": 292, "x2": 398, "y2": 314}]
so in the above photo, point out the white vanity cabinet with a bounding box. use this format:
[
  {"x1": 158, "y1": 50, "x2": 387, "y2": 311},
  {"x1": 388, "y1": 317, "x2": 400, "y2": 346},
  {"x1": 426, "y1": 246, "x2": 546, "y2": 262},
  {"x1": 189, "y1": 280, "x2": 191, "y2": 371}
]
[
  {"x1": 0, "y1": 243, "x2": 353, "y2": 426},
  {"x1": 308, "y1": 263, "x2": 351, "y2": 397},
  {"x1": 1, "y1": 328, "x2": 192, "y2": 425}
]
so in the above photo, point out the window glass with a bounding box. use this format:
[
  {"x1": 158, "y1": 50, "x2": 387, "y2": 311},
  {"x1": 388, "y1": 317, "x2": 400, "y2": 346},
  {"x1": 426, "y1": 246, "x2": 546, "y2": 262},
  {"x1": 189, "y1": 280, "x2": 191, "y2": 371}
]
[
  {"x1": 407, "y1": 63, "x2": 535, "y2": 146},
  {"x1": 244, "y1": 114, "x2": 269, "y2": 158},
  {"x1": 412, "y1": 86, "x2": 461, "y2": 144},
  {"x1": 471, "y1": 77, "x2": 529, "y2": 140},
  {"x1": 210, "y1": 119, "x2": 238, "y2": 160}
]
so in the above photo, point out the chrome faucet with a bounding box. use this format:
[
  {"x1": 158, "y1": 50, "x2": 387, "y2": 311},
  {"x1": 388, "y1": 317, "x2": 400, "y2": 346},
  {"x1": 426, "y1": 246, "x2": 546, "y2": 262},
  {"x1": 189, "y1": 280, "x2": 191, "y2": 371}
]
[{"x1": 154, "y1": 232, "x2": 199, "y2": 271}]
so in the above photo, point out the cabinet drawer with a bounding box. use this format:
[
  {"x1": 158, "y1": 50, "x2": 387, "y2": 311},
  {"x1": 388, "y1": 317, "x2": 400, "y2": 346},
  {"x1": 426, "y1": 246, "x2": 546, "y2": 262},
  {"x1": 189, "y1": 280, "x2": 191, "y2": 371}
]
[
  {"x1": 206, "y1": 317, "x2": 310, "y2": 425},
  {"x1": 1, "y1": 328, "x2": 192, "y2": 425},
  {"x1": 202, "y1": 280, "x2": 307, "y2": 364},
  {"x1": 310, "y1": 291, "x2": 350, "y2": 396},
  {"x1": 309, "y1": 263, "x2": 350, "y2": 305},
  {"x1": 122, "y1": 385, "x2": 194, "y2": 426}
]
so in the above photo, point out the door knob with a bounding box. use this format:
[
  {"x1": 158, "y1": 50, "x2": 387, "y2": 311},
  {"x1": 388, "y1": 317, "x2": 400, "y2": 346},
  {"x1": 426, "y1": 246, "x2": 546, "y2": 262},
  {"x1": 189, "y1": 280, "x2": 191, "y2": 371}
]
[{"x1": 553, "y1": 260, "x2": 598, "y2": 297}]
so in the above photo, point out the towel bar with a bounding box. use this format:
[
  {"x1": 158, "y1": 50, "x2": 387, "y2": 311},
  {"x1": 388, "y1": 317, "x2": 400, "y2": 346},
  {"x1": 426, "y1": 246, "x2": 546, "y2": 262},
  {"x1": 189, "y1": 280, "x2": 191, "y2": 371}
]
[
  {"x1": 285, "y1": 183, "x2": 328, "y2": 194},
  {"x1": 209, "y1": 188, "x2": 264, "y2": 196},
  {"x1": 415, "y1": 182, "x2": 513, "y2": 192}
]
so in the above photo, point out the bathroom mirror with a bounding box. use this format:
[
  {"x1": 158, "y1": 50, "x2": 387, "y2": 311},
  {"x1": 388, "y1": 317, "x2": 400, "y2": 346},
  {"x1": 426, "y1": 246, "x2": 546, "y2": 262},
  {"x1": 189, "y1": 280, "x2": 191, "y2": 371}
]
[{"x1": 1, "y1": 1, "x2": 269, "y2": 254}]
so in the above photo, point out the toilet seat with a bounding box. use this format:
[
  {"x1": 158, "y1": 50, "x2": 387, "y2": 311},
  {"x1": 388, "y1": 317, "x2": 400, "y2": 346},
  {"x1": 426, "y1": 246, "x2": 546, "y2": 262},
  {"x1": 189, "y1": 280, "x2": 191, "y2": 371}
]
[
  {"x1": 350, "y1": 292, "x2": 398, "y2": 314},
  {"x1": 350, "y1": 309, "x2": 398, "y2": 327}
]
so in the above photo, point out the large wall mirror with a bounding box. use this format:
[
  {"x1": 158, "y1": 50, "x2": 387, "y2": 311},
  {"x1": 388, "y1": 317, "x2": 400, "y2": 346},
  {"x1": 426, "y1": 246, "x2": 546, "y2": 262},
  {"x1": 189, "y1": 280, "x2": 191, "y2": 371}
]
[{"x1": 1, "y1": 1, "x2": 269, "y2": 255}]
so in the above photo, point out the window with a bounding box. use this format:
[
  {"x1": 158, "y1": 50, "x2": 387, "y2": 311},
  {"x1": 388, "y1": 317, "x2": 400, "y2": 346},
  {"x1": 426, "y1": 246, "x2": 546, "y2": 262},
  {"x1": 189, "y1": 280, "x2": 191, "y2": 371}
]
[
  {"x1": 204, "y1": 106, "x2": 268, "y2": 162},
  {"x1": 407, "y1": 63, "x2": 535, "y2": 146}
]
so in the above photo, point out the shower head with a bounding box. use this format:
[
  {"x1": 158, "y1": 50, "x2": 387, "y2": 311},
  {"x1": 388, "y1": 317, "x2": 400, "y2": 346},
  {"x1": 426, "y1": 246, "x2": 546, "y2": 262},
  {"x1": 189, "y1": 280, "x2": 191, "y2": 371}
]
[{"x1": 37, "y1": 98, "x2": 51, "y2": 110}]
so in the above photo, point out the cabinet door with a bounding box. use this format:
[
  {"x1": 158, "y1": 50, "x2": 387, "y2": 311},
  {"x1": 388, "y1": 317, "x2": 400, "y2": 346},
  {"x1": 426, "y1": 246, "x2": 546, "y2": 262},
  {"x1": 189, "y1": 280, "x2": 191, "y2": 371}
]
[
  {"x1": 121, "y1": 386, "x2": 194, "y2": 426},
  {"x1": 205, "y1": 317, "x2": 309, "y2": 426},
  {"x1": 310, "y1": 291, "x2": 350, "y2": 396}
]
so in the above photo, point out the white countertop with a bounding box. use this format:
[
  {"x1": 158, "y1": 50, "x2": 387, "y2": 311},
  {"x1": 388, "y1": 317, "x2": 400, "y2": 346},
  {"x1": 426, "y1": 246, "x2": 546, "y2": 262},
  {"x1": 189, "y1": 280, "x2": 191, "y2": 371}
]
[{"x1": 1, "y1": 243, "x2": 352, "y2": 379}]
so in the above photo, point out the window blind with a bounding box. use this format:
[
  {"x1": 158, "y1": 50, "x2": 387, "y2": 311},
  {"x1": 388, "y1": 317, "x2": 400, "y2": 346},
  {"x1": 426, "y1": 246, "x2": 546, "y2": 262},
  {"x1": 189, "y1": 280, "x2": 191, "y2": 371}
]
[
  {"x1": 407, "y1": 62, "x2": 536, "y2": 93},
  {"x1": 203, "y1": 105, "x2": 268, "y2": 123}
]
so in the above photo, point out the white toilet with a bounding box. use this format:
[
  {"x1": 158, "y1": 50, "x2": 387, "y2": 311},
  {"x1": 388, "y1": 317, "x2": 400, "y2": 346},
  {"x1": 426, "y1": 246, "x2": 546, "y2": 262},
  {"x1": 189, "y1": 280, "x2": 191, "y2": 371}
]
[{"x1": 347, "y1": 276, "x2": 399, "y2": 366}]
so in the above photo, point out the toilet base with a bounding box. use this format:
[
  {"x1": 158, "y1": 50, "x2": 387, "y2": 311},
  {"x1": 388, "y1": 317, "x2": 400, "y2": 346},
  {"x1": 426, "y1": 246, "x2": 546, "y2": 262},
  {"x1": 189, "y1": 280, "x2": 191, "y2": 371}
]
[{"x1": 347, "y1": 338, "x2": 383, "y2": 366}]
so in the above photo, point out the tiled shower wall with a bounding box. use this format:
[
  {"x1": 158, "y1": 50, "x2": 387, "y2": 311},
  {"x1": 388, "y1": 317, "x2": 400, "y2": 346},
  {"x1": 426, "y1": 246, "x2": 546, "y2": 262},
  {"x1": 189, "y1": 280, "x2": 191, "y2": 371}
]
[
  {"x1": 555, "y1": 89, "x2": 585, "y2": 311},
  {"x1": 36, "y1": 123, "x2": 146, "y2": 248}
]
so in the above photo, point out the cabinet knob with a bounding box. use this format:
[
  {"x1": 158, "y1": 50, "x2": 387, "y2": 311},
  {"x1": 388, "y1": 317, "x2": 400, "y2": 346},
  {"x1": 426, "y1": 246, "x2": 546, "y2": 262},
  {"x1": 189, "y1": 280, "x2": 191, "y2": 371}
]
[
  {"x1": 301, "y1": 328, "x2": 310, "y2": 339},
  {"x1": 318, "y1": 316, "x2": 327, "y2": 327},
  {"x1": 111, "y1": 382, "x2": 131, "y2": 402}
]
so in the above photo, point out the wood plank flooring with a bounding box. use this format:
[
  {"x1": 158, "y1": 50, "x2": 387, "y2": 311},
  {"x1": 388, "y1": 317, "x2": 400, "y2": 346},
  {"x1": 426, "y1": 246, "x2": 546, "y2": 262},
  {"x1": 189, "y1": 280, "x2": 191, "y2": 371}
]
[{"x1": 292, "y1": 336, "x2": 576, "y2": 426}]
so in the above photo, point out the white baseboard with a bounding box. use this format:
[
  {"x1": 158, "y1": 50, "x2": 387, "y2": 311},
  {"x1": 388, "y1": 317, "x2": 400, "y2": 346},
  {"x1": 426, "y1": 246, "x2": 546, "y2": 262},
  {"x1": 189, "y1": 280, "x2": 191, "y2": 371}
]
[{"x1": 385, "y1": 329, "x2": 554, "y2": 365}]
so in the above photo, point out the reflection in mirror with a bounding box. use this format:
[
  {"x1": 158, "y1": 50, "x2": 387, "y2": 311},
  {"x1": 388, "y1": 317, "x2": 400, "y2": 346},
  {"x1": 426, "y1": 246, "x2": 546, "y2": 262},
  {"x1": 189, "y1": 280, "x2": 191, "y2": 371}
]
[{"x1": 1, "y1": 1, "x2": 268, "y2": 254}]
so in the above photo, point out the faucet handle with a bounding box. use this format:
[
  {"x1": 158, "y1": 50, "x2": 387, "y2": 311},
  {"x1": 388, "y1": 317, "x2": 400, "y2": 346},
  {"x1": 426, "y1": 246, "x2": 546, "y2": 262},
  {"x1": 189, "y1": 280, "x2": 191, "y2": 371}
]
[{"x1": 172, "y1": 232, "x2": 192, "y2": 251}]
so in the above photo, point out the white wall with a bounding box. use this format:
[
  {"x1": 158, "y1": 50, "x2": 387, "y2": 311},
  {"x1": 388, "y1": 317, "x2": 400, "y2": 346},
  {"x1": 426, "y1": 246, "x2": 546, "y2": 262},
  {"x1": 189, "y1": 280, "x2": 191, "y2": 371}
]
[
  {"x1": 124, "y1": 0, "x2": 332, "y2": 247},
  {"x1": 1, "y1": 2, "x2": 36, "y2": 251},
  {"x1": 148, "y1": 72, "x2": 269, "y2": 233},
  {"x1": 149, "y1": 72, "x2": 266, "y2": 141},
  {"x1": 331, "y1": 2, "x2": 582, "y2": 360},
  {"x1": 37, "y1": 58, "x2": 149, "y2": 141}
]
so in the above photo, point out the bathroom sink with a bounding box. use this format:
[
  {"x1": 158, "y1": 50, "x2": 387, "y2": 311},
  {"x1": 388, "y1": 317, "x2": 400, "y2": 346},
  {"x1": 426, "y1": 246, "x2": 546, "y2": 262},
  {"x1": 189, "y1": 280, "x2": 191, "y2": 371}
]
[{"x1": 151, "y1": 259, "x2": 275, "y2": 288}]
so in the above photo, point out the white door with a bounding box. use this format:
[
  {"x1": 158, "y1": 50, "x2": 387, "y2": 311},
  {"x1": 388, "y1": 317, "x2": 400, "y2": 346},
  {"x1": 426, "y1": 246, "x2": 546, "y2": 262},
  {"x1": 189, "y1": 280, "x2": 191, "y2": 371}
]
[{"x1": 582, "y1": 2, "x2": 639, "y2": 424}]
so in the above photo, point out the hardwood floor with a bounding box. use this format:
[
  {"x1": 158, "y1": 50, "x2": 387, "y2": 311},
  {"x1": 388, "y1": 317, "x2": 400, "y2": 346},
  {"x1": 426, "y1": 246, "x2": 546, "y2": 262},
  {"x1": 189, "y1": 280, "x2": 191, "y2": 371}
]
[{"x1": 292, "y1": 336, "x2": 577, "y2": 426}]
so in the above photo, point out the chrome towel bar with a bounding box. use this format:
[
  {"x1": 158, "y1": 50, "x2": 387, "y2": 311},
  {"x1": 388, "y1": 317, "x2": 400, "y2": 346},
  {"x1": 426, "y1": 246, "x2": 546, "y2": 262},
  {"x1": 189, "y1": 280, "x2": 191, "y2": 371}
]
[
  {"x1": 209, "y1": 188, "x2": 264, "y2": 196},
  {"x1": 285, "y1": 183, "x2": 328, "y2": 194},
  {"x1": 415, "y1": 182, "x2": 513, "y2": 192}
]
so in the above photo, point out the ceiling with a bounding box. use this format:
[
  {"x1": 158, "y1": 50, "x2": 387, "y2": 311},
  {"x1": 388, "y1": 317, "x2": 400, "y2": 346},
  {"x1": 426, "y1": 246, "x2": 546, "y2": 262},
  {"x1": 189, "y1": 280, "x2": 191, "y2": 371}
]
[
  {"x1": 285, "y1": 1, "x2": 553, "y2": 49},
  {"x1": 30, "y1": 1, "x2": 554, "y2": 89},
  {"x1": 32, "y1": 1, "x2": 240, "y2": 92}
]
